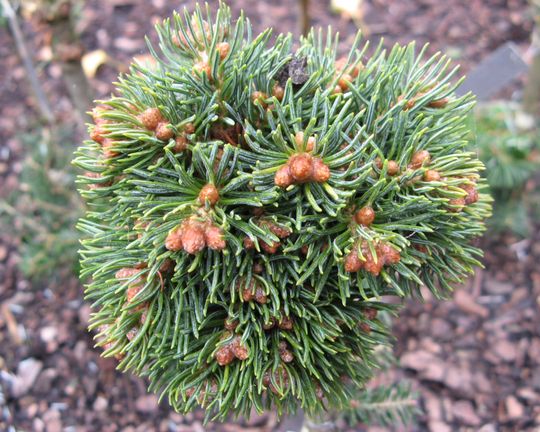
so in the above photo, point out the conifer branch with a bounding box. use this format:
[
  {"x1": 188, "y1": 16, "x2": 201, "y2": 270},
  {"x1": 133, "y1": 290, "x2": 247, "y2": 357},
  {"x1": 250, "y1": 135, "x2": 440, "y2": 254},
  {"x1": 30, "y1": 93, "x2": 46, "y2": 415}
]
[{"x1": 73, "y1": 2, "x2": 490, "y2": 423}]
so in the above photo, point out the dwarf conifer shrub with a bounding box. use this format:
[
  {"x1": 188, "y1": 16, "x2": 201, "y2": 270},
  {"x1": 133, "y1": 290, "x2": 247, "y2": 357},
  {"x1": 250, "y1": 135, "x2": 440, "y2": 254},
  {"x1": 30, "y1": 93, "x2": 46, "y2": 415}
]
[{"x1": 74, "y1": 3, "x2": 491, "y2": 423}]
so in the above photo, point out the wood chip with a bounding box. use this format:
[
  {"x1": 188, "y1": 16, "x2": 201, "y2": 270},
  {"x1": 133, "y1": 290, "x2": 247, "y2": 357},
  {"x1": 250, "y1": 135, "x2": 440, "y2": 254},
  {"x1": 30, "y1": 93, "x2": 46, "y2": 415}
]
[{"x1": 454, "y1": 289, "x2": 489, "y2": 318}]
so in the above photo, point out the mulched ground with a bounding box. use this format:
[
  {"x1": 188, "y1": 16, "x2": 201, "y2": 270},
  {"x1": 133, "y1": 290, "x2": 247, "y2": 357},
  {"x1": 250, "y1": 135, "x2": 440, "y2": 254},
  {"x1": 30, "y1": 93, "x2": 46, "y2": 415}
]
[
  {"x1": 393, "y1": 228, "x2": 540, "y2": 431},
  {"x1": 0, "y1": 0, "x2": 537, "y2": 431}
]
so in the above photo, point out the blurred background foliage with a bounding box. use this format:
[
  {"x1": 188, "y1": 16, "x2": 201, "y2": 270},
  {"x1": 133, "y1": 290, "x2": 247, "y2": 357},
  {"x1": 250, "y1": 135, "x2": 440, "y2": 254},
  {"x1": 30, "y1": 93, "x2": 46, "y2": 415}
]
[
  {"x1": 0, "y1": 128, "x2": 82, "y2": 283},
  {"x1": 473, "y1": 103, "x2": 540, "y2": 236}
]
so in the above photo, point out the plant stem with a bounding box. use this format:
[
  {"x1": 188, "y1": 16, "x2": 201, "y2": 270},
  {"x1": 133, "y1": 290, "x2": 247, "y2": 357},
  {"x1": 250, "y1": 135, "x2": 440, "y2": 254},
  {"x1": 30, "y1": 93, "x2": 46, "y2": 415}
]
[
  {"x1": 299, "y1": 0, "x2": 310, "y2": 37},
  {"x1": 524, "y1": 2, "x2": 540, "y2": 116},
  {"x1": 1, "y1": 0, "x2": 55, "y2": 124}
]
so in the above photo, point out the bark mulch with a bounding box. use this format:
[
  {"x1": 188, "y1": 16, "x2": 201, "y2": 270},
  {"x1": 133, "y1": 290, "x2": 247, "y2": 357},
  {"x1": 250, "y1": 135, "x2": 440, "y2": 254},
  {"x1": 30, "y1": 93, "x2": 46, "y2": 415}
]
[{"x1": 0, "y1": 0, "x2": 536, "y2": 431}]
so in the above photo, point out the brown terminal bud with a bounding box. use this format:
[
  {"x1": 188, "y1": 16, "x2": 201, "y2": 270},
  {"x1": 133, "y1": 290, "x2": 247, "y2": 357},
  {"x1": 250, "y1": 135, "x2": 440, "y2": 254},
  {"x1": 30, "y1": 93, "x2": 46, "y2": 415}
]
[
  {"x1": 181, "y1": 221, "x2": 206, "y2": 254},
  {"x1": 261, "y1": 240, "x2": 280, "y2": 254},
  {"x1": 280, "y1": 349, "x2": 294, "y2": 363},
  {"x1": 159, "y1": 259, "x2": 174, "y2": 273},
  {"x1": 263, "y1": 368, "x2": 290, "y2": 394},
  {"x1": 231, "y1": 337, "x2": 249, "y2": 360},
  {"x1": 242, "y1": 287, "x2": 255, "y2": 302},
  {"x1": 126, "y1": 327, "x2": 138, "y2": 341},
  {"x1": 255, "y1": 286, "x2": 268, "y2": 304},
  {"x1": 294, "y1": 132, "x2": 316, "y2": 152},
  {"x1": 215, "y1": 345, "x2": 234, "y2": 366},
  {"x1": 139, "y1": 306, "x2": 149, "y2": 325},
  {"x1": 315, "y1": 385, "x2": 325, "y2": 400},
  {"x1": 373, "y1": 157, "x2": 383, "y2": 170},
  {"x1": 265, "y1": 222, "x2": 291, "y2": 239},
  {"x1": 294, "y1": 131, "x2": 304, "y2": 149},
  {"x1": 312, "y1": 158, "x2": 330, "y2": 183},
  {"x1": 359, "y1": 322, "x2": 371, "y2": 334},
  {"x1": 278, "y1": 341, "x2": 289, "y2": 352},
  {"x1": 262, "y1": 372, "x2": 272, "y2": 387},
  {"x1": 413, "y1": 244, "x2": 428, "y2": 254},
  {"x1": 278, "y1": 315, "x2": 294, "y2": 330},
  {"x1": 263, "y1": 318, "x2": 276, "y2": 330},
  {"x1": 448, "y1": 197, "x2": 466, "y2": 212},
  {"x1": 462, "y1": 183, "x2": 479, "y2": 205},
  {"x1": 193, "y1": 61, "x2": 212, "y2": 79},
  {"x1": 363, "y1": 251, "x2": 384, "y2": 276},
  {"x1": 251, "y1": 91, "x2": 268, "y2": 108},
  {"x1": 184, "y1": 122, "x2": 196, "y2": 134},
  {"x1": 274, "y1": 164, "x2": 293, "y2": 188},
  {"x1": 213, "y1": 147, "x2": 225, "y2": 172},
  {"x1": 155, "y1": 122, "x2": 174, "y2": 141},
  {"x1": 216, "y1": 42, "x2": 230, "y2": 60},
  {"x1": 332, "y1": 85, "x2": 343, "y2": 95},
  {"x1": 90, "y1": 124, "x2": 106, "y2": 144},
  {"x1": 336, "y1": 57, "x2": 363, "y2": 78},
  {"x1": 139, "y1": 108, "x2": 163, "y2": 130},
  {"x1": 428, "y1": 98, "x2": 449, "y2": 108},
  {"x1": 344, "y1": 249, "x2": 362, "y2": 273},
  {"x1": 126, "y1": 283, "x2": 144, "y2": 303},
  {"x1": 102, "y1": 138, "x2": 119, "y2": 158},
  {"x1": 224, "y1": 319, "x2": 238, "y2": 331},
  {"x1": 410, "y1": 150, "x2": 431, "y2": 169},
  {"x1": 173, "y1": 134, "x2": 189, "y2": 153},
  {"x1": 198, "y1": 184, "x2": 220, "y2": 206},
  {"x1": 192, "y1": 18, "x2": 211, "y2": 45},
  {"x1": 306, "y1": 136, "x2": 316, "y2": 152},
  {"x1": 338, "y1": 73, "x2": 353, "y2": 91},
  {"x1": 363, "y1": 308, "x2": 378, "y2": 320},
  {"x1": 243, "y1": 236, "x2": 255, "y2": 250},
  {"x1": 355, "y1": 206, "x2": 375, "y2": 226},
  {"x1": 423, "y1": 169, "x2": 441, "y2": 182},
  {"x1": 272, "y1": 84, "x2": 285, "y2": 101},
  {"x1": 378, "y1": 243, "x2": 401, "y2": 265},
  {"x1": 165, "y1": 228, "x2": 183, "y2": 251},
  {"x1": 289, "y1": 153, "x2": 314, "y2": 182},
  {"x1": 387, "y1": 160, "x2": 400, "y2": 176},
  {"x1": 349, "y1": 62, "x2": 363, "y2": 78},
  {"x1": 205, "y1": 225, "x2": 226, "y2": 251},
  {"x1": 115, "y1": 267, "x2": 140, "y2": 279}
]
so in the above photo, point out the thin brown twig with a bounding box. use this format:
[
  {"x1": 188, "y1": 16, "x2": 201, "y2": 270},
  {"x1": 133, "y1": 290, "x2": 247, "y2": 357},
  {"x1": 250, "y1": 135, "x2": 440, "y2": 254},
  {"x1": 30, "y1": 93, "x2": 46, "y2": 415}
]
[
  {"x1": 299, "y1": 0, "x2": 310, "y2": 37},
  {"x1": 472, "y1": 267, "x2": 484, "y2": 297},
  {"x1": 1, "y1": 303, "x2": 22, "y2": 345},
  {"x1": 1, "y1": 0, "x2": 55, "y2": 124}
]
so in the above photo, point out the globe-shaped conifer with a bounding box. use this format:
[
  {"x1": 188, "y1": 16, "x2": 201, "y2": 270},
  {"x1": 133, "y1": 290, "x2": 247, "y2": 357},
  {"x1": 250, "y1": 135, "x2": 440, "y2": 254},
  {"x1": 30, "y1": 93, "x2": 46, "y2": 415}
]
[{"x1": 75, "y1": 3, "x2": 491, "y2": 421}]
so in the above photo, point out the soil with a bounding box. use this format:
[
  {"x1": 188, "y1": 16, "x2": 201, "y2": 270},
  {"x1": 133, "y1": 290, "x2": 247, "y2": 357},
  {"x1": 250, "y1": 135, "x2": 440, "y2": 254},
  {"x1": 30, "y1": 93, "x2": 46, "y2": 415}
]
[{"x1": 0, "y1": 0, "x2": 537, "y2": 431}]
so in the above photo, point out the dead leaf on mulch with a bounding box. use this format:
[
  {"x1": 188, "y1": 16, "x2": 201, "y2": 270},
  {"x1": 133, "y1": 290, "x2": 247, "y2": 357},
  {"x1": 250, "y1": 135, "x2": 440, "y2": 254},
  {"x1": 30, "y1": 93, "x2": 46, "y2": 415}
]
[{"x1": 82, "y1": 49, "x2": 109, "y2": 78}]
